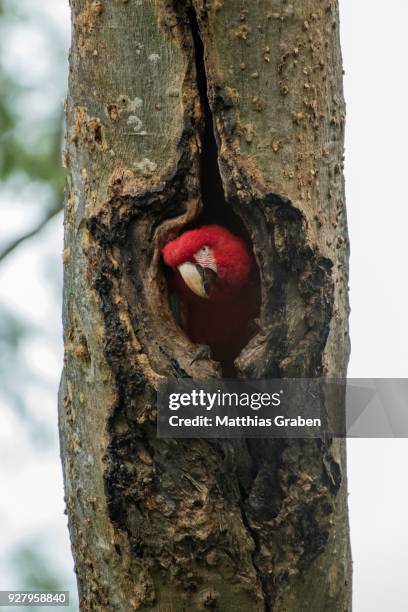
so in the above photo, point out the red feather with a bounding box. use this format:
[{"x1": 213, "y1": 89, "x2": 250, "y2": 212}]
[{"x1": 163, "y1": 225, "x2": 259, "y2": 372}]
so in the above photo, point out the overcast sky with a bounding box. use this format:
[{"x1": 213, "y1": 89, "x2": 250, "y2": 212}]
[{"x1": 342, "y1": 2, "x2": 408, "y2": 610}]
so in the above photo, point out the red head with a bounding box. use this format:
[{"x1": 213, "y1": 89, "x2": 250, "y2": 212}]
[{"x1": 163, "y1": 225, "x2": 252, "y2": 300}]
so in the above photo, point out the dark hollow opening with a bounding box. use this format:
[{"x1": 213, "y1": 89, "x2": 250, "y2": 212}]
[
  {"x1": 184, "y1": 7, "x2": 249, "y2": 239},
  {"x1": 163, "y1": 7, "x2": 261, "y2": 376}
]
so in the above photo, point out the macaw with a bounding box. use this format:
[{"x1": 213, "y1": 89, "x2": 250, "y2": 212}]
[{"x1": 162, "y1": 225, "x2": 259, "y2": 372}]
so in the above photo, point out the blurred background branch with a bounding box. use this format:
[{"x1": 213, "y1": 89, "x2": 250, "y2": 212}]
[
  {"x1": 0, "y1": 44, "x2": 65, "y2": 263},
  {"x1": 0, "y1": 201, "x2": 63, "y2": 263},
  {"x1": 0, "y1": 1, "x2": 77, "y2": 607}
]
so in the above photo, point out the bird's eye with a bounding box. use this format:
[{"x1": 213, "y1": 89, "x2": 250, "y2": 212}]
[{"x1": 200, "y1": 246, "x2": 209, "y2": 255}]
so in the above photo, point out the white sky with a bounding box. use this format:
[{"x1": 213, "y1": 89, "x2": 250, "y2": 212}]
[
  {"x1": 341, "y1": 2, "x2": 408, "y2": 610},
  {"x1": 0, "y1": 1, "x2": 407, "y2": 610}
]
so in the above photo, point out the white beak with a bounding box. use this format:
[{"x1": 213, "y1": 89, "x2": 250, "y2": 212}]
[{"x1": 178, "y1": 262, "x2": 208, "y2": 298}]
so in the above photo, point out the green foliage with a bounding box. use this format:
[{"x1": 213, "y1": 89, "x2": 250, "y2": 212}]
[
  {"x1": 0, "y1": 1, "x2": 65, "y2": 218},
  {"x1": 12, "y1": 546, "x2": 62, "y2": 592},
  {"x1": 0, "y1": 1, "x2": 67, "y2": 429},
  {"x1": 0, "y1": 304, "x2": 30, "y2": 410},
  {"x1": 0, "y1": 303, "x2": 28, "y2": 350},
  {"x1": 11, "y1": 544, "x2": 78, "y2": 612},
  {"x1": 0, "y1": 74, "x2": 64, "y2": 202},
  {"x1": 0, "y1": 304, "x2": 53, "y2": 446}
]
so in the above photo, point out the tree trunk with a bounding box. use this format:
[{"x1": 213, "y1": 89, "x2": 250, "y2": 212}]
[{"x1": 60, "y1": 1, "x2": 351, "y2": 610}]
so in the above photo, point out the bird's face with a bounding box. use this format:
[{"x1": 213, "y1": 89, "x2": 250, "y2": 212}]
[
  {"x1": 177, "y1": 244, "x2": 218, "y2": 298},
  {"x1": 163, "y1": 225, "x2": 252, "y2": 300}
]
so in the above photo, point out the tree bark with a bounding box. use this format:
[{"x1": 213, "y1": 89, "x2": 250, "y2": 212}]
[{"x1": 60, "y1": 1, "x2": 351, "y2": 610}]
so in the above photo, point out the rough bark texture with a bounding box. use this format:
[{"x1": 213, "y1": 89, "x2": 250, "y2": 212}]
[{"x1": 60, "y1": 1, "x2": 351, "y2": 610}]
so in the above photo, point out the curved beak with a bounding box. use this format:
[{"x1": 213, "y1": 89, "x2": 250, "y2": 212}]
[{"x1": 178, "y1": 262, "x2": 217, "y2": 298}]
